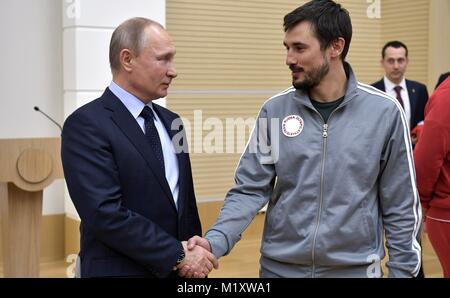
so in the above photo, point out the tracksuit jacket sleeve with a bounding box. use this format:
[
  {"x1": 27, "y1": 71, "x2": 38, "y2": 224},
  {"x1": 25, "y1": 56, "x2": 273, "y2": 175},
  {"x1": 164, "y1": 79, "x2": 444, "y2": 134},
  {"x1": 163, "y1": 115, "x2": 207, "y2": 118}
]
[
  {"x1": 378, "y1": 107, "x2": 422, "y2": 277},
  {"x1": 206, "y1": 107, "x2": 276, "y2": 258}
]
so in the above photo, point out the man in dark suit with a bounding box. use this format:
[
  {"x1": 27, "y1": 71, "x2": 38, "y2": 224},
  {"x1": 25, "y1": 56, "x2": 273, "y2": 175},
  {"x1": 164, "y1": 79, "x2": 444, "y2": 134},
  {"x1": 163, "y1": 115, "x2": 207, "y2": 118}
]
[
  {"x1": 372, "y1": 41, "x2": 428, "y2": 145},
  {"x1": 61, "y1": 17, "x2": 217, "y2": 278}
]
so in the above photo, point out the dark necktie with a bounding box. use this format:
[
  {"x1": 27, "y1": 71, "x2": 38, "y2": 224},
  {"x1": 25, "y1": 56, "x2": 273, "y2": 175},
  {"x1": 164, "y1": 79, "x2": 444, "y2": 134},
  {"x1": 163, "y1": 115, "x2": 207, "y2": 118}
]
[
  {"x1": 140, "y1": 106, "x2": 165, "y2": 173},
  {"x1": 393, "y1": 85, "x2": 404, "y2": 108}
]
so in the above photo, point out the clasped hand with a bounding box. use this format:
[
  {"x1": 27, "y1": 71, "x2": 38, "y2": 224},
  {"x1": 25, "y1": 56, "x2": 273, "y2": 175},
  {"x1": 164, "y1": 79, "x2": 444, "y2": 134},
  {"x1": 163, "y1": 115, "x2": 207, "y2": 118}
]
[{"x1": 174, "y1": 236, "x2": 218, "y2": 278}]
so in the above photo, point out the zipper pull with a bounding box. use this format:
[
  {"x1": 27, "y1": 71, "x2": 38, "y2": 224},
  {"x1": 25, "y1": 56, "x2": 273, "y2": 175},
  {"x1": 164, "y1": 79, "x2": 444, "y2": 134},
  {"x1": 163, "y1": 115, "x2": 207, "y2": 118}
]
[{"x1": 322, "y1": 124, "x2": 328, "y2": 138}]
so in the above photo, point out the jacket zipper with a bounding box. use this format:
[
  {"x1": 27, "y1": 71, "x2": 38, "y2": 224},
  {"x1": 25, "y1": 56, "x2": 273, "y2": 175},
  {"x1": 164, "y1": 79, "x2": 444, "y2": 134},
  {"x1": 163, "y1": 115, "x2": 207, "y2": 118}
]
[
  {"x1": 310, "y1": 101, "x2": 348, "y2": 277},
  {"x1": 311, "y1": 122, "x2": 328, "y2": 277}
]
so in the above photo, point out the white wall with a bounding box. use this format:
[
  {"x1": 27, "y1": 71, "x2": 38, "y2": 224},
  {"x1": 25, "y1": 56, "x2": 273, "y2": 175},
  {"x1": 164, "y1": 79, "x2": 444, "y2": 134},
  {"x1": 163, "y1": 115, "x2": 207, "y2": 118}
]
[
  {"x1": 0, "y1": 0, "x2": 65, "y2": 215},
  {"x1": 0, "y1": 0, "x2": 167, "y2": 217},
  {"x1": 62, "y1": 0, "x2": 166, "y2": 219}
]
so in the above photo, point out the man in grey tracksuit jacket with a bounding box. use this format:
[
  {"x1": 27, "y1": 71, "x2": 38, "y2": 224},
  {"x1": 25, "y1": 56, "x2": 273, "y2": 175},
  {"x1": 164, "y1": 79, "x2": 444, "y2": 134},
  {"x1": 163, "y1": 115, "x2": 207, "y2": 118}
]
[
  {"x1": 185, "y1": 0, "x2": 422, "y2": 278},
  {"x1": 204, "y1": 62, "x2": 422, "y2": 278}
]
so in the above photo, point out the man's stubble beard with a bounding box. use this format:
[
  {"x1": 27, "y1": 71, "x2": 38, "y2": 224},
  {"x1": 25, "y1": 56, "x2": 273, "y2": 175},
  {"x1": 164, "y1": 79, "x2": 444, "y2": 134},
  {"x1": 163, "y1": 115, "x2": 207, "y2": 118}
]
[{"x1": 292, "y1": 57, "x2": 330, "y2": 92}]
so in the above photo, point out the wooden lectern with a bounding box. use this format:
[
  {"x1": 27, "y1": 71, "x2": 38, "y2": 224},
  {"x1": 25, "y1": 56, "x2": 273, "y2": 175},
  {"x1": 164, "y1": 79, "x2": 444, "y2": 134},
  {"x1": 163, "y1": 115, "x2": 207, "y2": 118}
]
[{"x1": 0, "y1": 138, "x2": 63, "y2": 277}]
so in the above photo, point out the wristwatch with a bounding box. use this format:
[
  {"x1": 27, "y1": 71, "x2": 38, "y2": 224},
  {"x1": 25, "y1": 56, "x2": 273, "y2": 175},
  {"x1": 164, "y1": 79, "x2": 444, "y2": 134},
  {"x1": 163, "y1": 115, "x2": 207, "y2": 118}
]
[{"x1": 176, "y1": 247, "x2": 185, "y2": 265}]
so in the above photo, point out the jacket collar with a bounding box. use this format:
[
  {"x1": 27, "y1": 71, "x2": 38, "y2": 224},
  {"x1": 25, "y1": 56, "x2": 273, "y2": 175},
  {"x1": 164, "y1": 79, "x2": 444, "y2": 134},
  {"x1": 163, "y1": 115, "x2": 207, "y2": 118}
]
[
  {"x1": 293, "y1": 62, "x2": 359, "y2": 110},
  {"x1": 384, "y1": 76, "x2": 407, "y2": 93}
]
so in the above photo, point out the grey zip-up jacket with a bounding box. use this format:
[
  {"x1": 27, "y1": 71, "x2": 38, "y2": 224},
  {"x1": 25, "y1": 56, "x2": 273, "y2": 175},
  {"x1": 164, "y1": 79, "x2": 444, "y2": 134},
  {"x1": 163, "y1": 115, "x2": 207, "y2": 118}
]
[{"x1": 205, "y1": 63, "x2": 422, "y2": 278}]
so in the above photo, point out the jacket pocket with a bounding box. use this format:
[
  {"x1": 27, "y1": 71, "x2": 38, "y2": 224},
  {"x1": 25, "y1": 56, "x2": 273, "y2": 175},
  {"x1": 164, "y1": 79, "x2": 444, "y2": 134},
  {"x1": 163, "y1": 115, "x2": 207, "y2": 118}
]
[
  {"x1": 264, "y1": 199, "x2": 283, "y2": 243},
  {"x1": 362, "y1": 205, "x2": 377, "y2": 249}
]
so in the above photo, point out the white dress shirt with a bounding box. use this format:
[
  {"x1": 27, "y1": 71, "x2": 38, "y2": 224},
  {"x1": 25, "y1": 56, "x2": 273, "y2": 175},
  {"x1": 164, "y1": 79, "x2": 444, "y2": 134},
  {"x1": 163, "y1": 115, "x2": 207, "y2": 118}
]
[
  {"x1": 108, "y1": 81, "x2": 180, "y2": 208},
  {"x1": 384, "y1": 76, "x2": 411, "y2": 127}
]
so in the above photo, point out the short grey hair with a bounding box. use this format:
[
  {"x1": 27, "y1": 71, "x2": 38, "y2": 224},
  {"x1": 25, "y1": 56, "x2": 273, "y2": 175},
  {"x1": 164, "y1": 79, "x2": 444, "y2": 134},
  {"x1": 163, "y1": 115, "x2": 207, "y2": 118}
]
[{"x1": 109, "y1": 17, "x2": 163, "y2": 74}]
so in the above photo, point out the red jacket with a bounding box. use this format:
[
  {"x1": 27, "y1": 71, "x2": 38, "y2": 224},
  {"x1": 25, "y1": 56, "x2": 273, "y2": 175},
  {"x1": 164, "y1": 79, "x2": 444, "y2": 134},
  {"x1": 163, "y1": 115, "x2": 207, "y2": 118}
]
[{"x1": 414, "y1": 77, "x2": 450, "y2": 221}]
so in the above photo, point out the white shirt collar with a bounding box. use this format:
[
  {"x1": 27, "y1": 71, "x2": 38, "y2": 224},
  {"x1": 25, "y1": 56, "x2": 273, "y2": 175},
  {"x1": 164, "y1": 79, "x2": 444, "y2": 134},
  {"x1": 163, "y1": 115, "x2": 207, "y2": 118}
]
[
  {"x1": 108, "y1": 81, "x2": 154, "y2": 120},
  {"x1": 384, "y1": 76, "x2": 407, "y2": 92}
]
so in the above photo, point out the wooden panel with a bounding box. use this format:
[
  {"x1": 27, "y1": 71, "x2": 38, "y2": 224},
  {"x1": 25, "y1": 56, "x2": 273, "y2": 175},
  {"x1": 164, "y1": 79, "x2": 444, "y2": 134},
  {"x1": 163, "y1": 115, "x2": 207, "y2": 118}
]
[
  {"x1": 342, "y1": 0, "x2": 383, "y2": 84},
  {"x1": 167, "y1": 93, "x2": 261, "y2": 199},
  {"x1": 381, "y1": 0, "x2": 429, "y2": 86},
  {"x1": 0, "y1": 184, "x2": 42, "y2": 277},
  {"x1": 0, "y1": 213, "x2": 65, "y2": 264},
  {"x1": 40, "y1": 214, "x2": 65, "y2": 263},
  {"x1": 167, "y1": 0, "x2": 298, "y2": 91},
  {"x1": 427, "y1": 0, "x2": 450, "y2": 89},
  {"x1": 16, "y1": 149, "x2": 53, "y2": 184},
  {"x1": 64, "y1": 215, "x2": 80, "y2": 258},
  {"x1": 0, "y1": 138, "x2": 63, "y2": 192}
]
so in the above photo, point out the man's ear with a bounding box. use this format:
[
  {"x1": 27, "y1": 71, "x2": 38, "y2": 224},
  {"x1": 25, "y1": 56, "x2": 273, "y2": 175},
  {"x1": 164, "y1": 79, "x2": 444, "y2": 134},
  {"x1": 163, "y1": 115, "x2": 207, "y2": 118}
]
[
  {"x1": 330, "y1": 37, "x2": 345, "y2": 59},
  {"x1": 119, "y1": 49, "x2": 134, "y2": 72}
]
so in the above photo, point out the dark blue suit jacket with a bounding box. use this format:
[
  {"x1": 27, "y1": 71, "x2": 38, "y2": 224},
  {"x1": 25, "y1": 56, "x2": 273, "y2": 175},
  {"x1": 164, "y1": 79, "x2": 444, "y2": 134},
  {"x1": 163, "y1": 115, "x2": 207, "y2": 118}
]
[
  {"x1": 61, "y1": 88, "x2": 201, "y2": 277},
  {"x1": 372, "y1": 79, "x2": 428, "y2": 129}
]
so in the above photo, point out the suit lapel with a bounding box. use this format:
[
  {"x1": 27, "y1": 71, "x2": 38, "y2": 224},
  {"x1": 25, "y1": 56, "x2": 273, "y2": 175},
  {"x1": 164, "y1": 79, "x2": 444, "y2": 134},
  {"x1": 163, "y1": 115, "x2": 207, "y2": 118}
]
[
  {"x1": 372, "y1": 79, "x2": 386, "y2": 92},
  {"x1": 153, "y1": 104, "x2": 188, "y2": 217},
  {"x1": 101, "y1": 89, "x2": 177, "y2": 211},
  {"x1": 406, "y1": 80, "x2": 417, "y2": 127},
  {"x1": 379, "y1": 80, "x2": 386, "y2": 92}
]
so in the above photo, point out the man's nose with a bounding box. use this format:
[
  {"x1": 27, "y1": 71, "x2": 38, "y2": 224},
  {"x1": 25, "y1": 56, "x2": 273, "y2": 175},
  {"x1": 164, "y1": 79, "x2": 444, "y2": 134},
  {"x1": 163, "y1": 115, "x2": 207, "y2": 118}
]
[
  {"x1": 393, "y1": 61, "x2": 400, "y2": 69},
  {"x1": 168, "y1": 64, "x2": 177, "y2": 78},
  {"x1": 286, "y1": 50, "x2": 297, "y2": 66}
]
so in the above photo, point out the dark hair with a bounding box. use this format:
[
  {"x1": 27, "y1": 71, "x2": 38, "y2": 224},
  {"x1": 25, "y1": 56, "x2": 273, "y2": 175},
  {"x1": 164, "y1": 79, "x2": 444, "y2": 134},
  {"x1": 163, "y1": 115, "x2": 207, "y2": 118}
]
[
  {"x1": 381, "y1": 40, "x2": 408, "y2": 59},
  {"x1": 284, "y1": 0, "x2": 352, "y2": 60}
]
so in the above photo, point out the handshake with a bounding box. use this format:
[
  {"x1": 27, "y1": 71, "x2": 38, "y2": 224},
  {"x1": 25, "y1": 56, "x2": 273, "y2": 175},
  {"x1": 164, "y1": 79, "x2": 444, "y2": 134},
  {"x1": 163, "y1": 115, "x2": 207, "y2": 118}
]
[{"x1": 173, "y1": 236, "x2": 219, "y2": 278}]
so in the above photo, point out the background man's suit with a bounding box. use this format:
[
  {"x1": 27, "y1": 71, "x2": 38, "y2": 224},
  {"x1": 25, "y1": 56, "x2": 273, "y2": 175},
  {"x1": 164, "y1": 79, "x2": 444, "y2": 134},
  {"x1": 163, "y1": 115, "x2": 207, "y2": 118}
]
[
  {"x1": 372, "y1": 79, "x2": 428, "y2": 130},
  {"x1": 61, "y1": 88, "x2": 201, "y2": 277}
]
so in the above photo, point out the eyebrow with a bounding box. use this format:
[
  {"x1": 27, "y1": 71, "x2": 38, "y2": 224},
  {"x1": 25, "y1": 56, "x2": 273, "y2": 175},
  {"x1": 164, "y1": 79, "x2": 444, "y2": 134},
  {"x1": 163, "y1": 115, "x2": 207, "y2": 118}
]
[
  {"x1": 387, "y1": 57, "x2": 406, "y2": 61},
  {"x1": 283, "y1": 41, "x2": 307, "y2": 48},
  {"x1": 157, "y1": 48, "x2": 176, "y2": 57}
]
